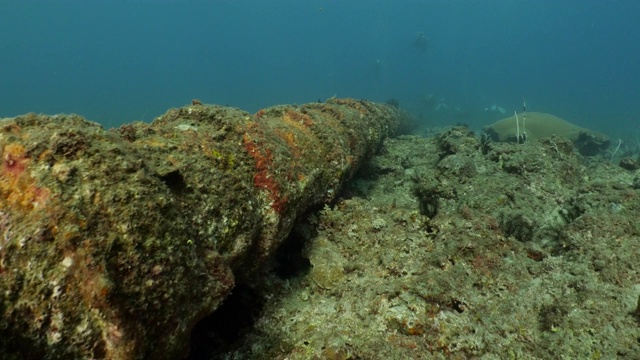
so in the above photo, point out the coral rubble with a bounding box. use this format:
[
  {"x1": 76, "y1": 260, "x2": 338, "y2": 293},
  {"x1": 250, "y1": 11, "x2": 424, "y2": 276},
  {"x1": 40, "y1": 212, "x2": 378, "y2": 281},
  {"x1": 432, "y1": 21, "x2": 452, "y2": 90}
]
[{"x1": 221, "y1": 127, "x2": 640, "y2": 359}]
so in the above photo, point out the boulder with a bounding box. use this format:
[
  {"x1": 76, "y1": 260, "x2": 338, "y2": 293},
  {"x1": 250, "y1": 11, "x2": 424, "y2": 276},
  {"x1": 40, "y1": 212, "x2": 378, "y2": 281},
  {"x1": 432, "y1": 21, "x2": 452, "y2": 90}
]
[{"x1": 483, "y1": 112, "x2": 610, "y2": 155}]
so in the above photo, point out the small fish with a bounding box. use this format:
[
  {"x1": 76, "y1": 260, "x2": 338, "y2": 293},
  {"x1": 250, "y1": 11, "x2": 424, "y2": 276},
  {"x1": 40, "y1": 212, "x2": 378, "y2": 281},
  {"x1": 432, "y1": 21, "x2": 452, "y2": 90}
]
[{"x1": 413, "y1": 32, "x2": 429, "y2": 52}]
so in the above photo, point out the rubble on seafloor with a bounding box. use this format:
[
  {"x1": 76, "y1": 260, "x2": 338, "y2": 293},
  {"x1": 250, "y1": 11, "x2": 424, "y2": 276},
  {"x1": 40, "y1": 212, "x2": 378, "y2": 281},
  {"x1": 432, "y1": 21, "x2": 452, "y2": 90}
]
[{"x1": 210, "y1": 126, "x2": 640, "y2": 360}]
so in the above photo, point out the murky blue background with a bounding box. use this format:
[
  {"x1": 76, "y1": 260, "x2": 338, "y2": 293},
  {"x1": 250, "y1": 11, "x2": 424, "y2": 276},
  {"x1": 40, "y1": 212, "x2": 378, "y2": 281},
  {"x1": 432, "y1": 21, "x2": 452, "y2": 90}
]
[{"x1": 1, "y1": 1, "x2": 638, "y2": 142}]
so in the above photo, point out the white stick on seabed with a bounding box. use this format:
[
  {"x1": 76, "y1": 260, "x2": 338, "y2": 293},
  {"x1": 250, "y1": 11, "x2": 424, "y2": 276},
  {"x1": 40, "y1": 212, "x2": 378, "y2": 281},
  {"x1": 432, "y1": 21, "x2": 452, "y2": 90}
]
[
  {"x1": 514, "y1": 111, "x2": 520, "y2": 144},
  {"x1": 610, "y1": 139, "x2": 622, "y2": 163},
  {"x1": 522, "y1": 98, "x2": 527, "y2": 144}
]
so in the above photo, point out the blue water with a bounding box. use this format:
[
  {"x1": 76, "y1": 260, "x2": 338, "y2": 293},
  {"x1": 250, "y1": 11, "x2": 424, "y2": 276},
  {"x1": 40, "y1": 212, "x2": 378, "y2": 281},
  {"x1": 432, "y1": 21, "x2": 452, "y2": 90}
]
[{"x1": 1, "y1": 1, "x2": 638, "y2": 141}]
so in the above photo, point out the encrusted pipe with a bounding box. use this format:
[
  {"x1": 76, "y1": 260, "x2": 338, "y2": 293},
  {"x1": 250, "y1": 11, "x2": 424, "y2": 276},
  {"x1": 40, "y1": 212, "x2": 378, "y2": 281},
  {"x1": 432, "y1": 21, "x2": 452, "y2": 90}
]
[{"x1": 0, "y1": 98, "x2": 413, "y2": 359}]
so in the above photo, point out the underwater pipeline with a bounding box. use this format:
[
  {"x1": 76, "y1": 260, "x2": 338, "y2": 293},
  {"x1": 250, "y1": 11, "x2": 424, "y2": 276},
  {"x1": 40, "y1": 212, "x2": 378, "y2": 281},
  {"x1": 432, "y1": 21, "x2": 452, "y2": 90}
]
[{"x1": 0, "y1": 98, "x2": 414, "y2": 359}]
